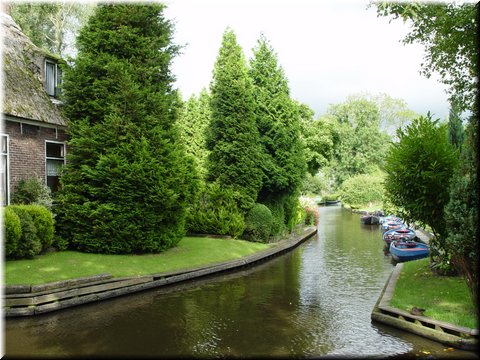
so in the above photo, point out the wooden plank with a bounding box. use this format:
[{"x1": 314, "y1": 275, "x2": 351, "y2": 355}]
[
  {"x1": 76, "y1": 276, "x2": 153, "y2": 296},
  {"x1": 4, "y1": 284, "x2": 31, "y2": 294},
  {"x1": 31, "y1": 273, "x2": 112, "y2": 293},
  {"x1": 4, "y1": 306, "x2": 35, "y2": 316}
]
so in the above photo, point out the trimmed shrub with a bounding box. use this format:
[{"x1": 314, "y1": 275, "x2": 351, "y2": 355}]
[
  {"x1": 243, "y1": 203, "x2": 273, "y2": 243},
  {"x1": 8, "y1": 206, "x2": 42, "y2": 259},
  {"x1": 4, "y1": 207, "x2": 22, "y2": 257},
  {"x1": 265, "y1": 200, "x2": 286, "y2": 238},
  {"x1": 187, "y1": 183, "x2": 245, "y2": 237},
  {"x1": 11, "y1": 176, "x2": 52, "y2": 209},
  {"x1": 15, "y1": 204, "x2": 55, "y2": 251}
]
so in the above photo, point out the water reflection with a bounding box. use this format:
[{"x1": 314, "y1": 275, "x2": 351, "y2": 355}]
[{"x1": 5, "y1": 206, "x2": 477, "y2": 358}]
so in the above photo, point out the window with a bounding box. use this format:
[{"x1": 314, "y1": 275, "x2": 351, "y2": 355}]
[
  {"x1": 45, "y1": 141, "x2": 65, "y2": 192},
  {"x1": 1, "y1": 134, "x2": 9, "y2": 205},
  {"x1": 45, "y1": 60, "x2": 62, "y2": 97}
]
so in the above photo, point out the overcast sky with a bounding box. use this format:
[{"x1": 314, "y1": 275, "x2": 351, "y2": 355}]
[{"x1": 163, "y1": 0, "x2": 452, "y2": 119}]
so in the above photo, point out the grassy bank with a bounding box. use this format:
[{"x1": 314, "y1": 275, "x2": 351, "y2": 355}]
[
  {"x1": 4, "y1": 237, "x2": 272, "y2": 286},
  {"x1": 390, "y1": 258, "x2": 477, "y2": 329}
]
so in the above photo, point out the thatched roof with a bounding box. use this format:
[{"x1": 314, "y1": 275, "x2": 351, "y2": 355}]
[{"x1": 2, "y1": 12, "x2": 67, "y2": 127}]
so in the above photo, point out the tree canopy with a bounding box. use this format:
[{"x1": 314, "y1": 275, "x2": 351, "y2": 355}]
[{"x1": 374, "y1": 2, "x2": 477, "y2": 113}]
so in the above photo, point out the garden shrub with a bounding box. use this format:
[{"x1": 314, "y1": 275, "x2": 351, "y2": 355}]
[
  {"x1": 8, "y1": 206, "x2": 42, "y2": 259},
  {"x1": 287, "y1": 197, "x2": 305, "y2": 232},
  {"x1": 338, "y1": 172, "x2": 385, "y2": 208},
  {"x1": 4, "y1": 207, "x2": 21, "y2": 257},
  {"x1": 187, "y1": 183, "x2": 245, "y2": 237},
  {"x1": 243, "y1": 203, "x2": 273, "y2": 243},
  {"x1": 16, "y1": 204, "x2": 55, "y2": 251},
  {"x1": 265, "y1": 200, "x2": 286, "y2": 238},
  {"x1": 11, "y1": 176, "x2": 52, "y2": 209}
]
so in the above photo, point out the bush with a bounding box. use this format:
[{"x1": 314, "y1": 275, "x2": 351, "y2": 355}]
[
  {"x1": 186, "y1": 183, "x2": 245, "y2": 237},
  {"x1": 4, "y1": 207, "x2": 22, "y2": 257},
  {"x1": 243, "y1": 203, "x2": 273, "y2": 243},
  {"x1": 338, "y1": 172, "x2": 385, "y2": 208},
  {"x1": 11, "y1": 176, "x2": 52, "y2": 209},
  {"x1": 265, "y1": 200, "x2": 286, "y2": 238},
  {"x1": 16, "y1": 204, "x2": 55, "y2": 251},
  {"x1": 8, "y1": 206, "x2": 42, "y2": 259}
]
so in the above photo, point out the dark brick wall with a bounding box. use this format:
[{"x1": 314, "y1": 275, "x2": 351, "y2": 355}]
[{"x1": 4, "y1": 119, "x2": 68, "y2": 195}]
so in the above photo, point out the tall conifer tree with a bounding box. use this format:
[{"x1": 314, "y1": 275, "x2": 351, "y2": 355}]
[
  {"x1": 207, "y1": 28, "x2": 263, "y2": 211},
  {"x1": 249, "y1": 35, "x2": 306, "y2": 229},
  {"x1": 55, "y1": 4, "x2": 197, "y2": 253}
]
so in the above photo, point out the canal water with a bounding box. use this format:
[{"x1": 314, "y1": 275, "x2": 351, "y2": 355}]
[{"x1": 4, "y1": 205, "x2": 477, "y2": 358}]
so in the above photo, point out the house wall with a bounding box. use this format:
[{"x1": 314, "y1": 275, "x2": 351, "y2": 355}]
[{"x1": 4, "y1": 119, "x2": 68, "y2": 195}]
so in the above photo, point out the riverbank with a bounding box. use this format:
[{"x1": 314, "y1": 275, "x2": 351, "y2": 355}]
[
  {"x1": 4, "y1": 226, "x2": 318, "y2": 317},
  {"x1": 372, "y1": 262, "x2": 478, "y2": 351}
]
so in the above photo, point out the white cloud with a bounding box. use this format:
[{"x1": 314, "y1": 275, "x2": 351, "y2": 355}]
[{"x1": 165, "y1": 0, "x2": 450, "y2": 119}]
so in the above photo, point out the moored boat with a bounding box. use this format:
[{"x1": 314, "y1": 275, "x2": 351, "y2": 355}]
[
  {"x1": 383, "y1": 227, "x2": 416, "y2": 246},
  {"x1": 389, "y1": 240, "x2": 430, "y2": 262},
  {"x1": 360, "y1": 214, "x2": 380, "y2": 225},
  {"x1": 381, "y1": 220, "x2": 404, "y2": 233}
]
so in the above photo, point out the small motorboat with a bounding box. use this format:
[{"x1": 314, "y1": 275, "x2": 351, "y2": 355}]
[
  {"x1": 360, "y1": 214, "x2": 380, "y2": 225},
  {"x1": 379, "y1": 215, "x2": 402, "y2": 224},
  {"x1": 383, "y1": 227, "x2": 416, "y2": 245},
  {"x1": 389, "y1": 240, "x2": 430, "y2": 262}
]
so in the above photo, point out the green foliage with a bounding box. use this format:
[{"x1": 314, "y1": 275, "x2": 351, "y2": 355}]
[
  {"x1": 55, "y1": 4, "x2": 198, "y2": 254},
  {"x1": 447, "y1": 103, "x2": 465, "y2": 150},
  {"x1": 249, "y1": 35, "x2": 306, "y2": 202},
  {"x1": 326, "y1": 96, "x2": 391, "y2": 188},
  {"x1": 207, "y1": 28, "x2": 263, "y2": 212},
  {"x1": 264, "y1": 200, "x2": 287, "y2": 238},
  {"x1": 384, "y1": 113, "x2": 459, "y2": 251},
  {"x1": 444, "y1": 119, "x2": 478, "y2": 300},
  {"x1": 10, "y1": 2, "x2": 95, "y2": 57},
  {"x1": 374, "y1": 3, "x2": 477, "y2": 112},
  {"x1": 17, "y1": 204, "x2": 55, "y2": 251},
  {"x1": 298, "y1": 104, "x2": 334, "y2": 176},
  {"x1": 287, "y1": 197, "x2": 305, "y2": 231},
  {"x1": 8, "y1": 206, "x2": 42, "y2": 259},
  {"x1": 243, "y1": 203, "x2": 273, "y2": 243},
  {"x1": 11, "y1": 176, "x2": 53, "y2": 209},
  {"x1": 177, "y1": 88, "x2": 211, "y2": 180},
  {"x1": 338, "y1": 171, "x2": 385, "y2": 208},
  {"x1": 186, "y1": 183, "x2": 245, "y2": 238},
  {"x1": 4, "y1": 207, "x2": 22, "y2": 258}
]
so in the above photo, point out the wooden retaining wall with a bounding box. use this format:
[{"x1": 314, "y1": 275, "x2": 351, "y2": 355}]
[
  {"x1": 4, "y1": 227, "x2": 317, "y2": 317},
  {"x1": 371, "y1": 263, "x2": 478, "y2": 351}
]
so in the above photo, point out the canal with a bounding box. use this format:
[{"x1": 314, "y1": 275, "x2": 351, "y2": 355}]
[{"x1": 4, "y1": 205, "x2": 476, "y2": 357}]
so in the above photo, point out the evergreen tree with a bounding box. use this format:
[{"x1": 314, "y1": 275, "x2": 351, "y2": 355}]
[
  {"x1": 207, "y1": 28, "x2": 263, "y2": 212},
  {"x1": 177, "y1": 88, "x2": 211, "y2": 181},
  {"x1": 447, "y1": 103, "x2": 465, "y2": 150},
  {"x1": 55, "y1": 4, "x2": 197, "y2": 254},
  {"x1": 248, "y1": 35, "x2": 306, "y2": 231}
]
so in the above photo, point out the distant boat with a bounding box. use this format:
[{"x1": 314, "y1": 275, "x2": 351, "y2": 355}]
[
  {"x1": 360, "y1": 215, "x2": 380, "y2": 225},
  {"x1": 325, "y1": 199, "x2": 340, "y2": 205},
  {"x1": 389, "y1": 240, "x2": 430, "y2": 262},
  {"x1": 383, "y1": 227, "x2": 416, "y2": 246},
  {"x1": 381, "y1": 220, "x2": 404, "y2": 233}
]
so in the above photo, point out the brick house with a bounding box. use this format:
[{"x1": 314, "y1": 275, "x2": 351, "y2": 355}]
[{"x1": 1, "y1": 11, "x2": 68, "y2": 205}]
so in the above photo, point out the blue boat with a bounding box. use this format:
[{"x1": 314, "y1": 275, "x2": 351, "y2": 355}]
[
  {"x1": 389, "y1": 240, "x2": 430, "y2": 262},
  {"x1": 381, "y1": 220, "x2": 404, "y2": 233},
  {"x1": 383, "y1": 227, "x2": 416, "y2": 246}
]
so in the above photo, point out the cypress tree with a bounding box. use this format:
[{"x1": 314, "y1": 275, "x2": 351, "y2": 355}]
[
  {"x1": 177, "y1": 88, "x2": 211, "y2": 181},
  {"x1": 55, "y1": 4, "x2": 197, "y2": 254},
  {"x1": 207, "y1": 28, "x2": 263, "y2": 212},
  {"x1": 447, "y1": 103, "x2": 465, "y2": 149},
  {"x1": 248, "y1": 35, "x2": 306, "y2": 231}
]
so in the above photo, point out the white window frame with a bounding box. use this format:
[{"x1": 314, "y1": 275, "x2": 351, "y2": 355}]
[
  {"x1": 1, "y1": 134, "x2": 10, "y2": 205},
  {"x1": 45, "y1": 59, "x2": 61, "y2": 97},
  {"x1": 45, "y1": 140, "x2": 66, "y2": 192}
]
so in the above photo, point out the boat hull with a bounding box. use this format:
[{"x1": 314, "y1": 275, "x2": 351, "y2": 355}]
[
  {"x1": 383, "y1": 228, "x2": 416, "y2": 246},
  {"x1": 389, "y1": 241, "x2": 430, "y2": 262}
]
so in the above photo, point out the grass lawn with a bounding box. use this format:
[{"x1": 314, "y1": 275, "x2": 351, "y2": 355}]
[
  {"x1": 4, "y1": 237, "x2": 273, "y2": 286},
  {"x1": 390, "y1": 258, "x2": 477, "y2": 329}
]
